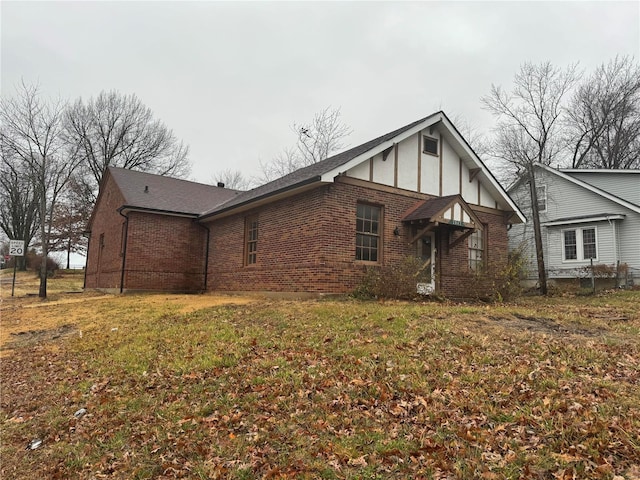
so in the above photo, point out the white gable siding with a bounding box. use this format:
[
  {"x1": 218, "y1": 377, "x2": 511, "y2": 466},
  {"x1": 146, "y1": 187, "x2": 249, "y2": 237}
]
[
  {"x1": 460, "y1": 163, "x2": 479, "y2": 205},
  {"x1": 347, "y1": 159, "x2": 370, "y2": 181},
  {"x1": 539, "y1": 171, "x2": 624, "y2": 221},
  {"x1": 372, "y1": 152, "x2": 394, "y2": 184},
  {"x1": 567, "y1": 172, "x2": 640, "y2": 205},
  {"x1": 344, "y1": 127, "x2": 504, "y2": 209},
  {"x1": 420, "y1": 142, "x2": 440, "y2": 194},
  {"x1": 480, "y1": 183, "x2": 494, "y2": 208},
  {"x1": 440, "y1": 138, "x2": 459, "y2": 196},
  {"x1": 397, "y1": 132, "x2": 419, "y2": 190}
]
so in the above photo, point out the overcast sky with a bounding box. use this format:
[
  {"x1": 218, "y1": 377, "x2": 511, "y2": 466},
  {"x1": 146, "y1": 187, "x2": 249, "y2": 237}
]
[{"x1": 2, "y1": 1, "x2": 639, "y2": 186}]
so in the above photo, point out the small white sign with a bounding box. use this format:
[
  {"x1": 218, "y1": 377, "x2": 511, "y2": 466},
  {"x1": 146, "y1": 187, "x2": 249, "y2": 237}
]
[
  {"x1": 9, "y1": 240, "x2": 25, "y2": 256},
  {"x1": 416, "y1": 283, "x2": 434, "y2": 295}
]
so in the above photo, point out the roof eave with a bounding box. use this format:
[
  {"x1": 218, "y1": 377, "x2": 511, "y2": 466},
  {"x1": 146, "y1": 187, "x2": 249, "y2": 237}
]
[
  {"x1": 199, "y1": 175, "x2": 323, "y2": 221},
  {"x1": 118, "y1": 205, "x2": 201, "y2": 218}
]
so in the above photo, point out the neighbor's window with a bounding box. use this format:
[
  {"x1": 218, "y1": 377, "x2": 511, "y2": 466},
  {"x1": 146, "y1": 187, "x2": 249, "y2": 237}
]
[
  {"x1": 563, "y1": 230, "x2": 577, "y2": 260},
  {"x1": 563, "y1": 227, "x2": 597, "y2": 261},
  {"x1": 468, "y1": 229, "x2": 484, "y2": 272},
  {"x1": 423, "y1": 136, "x2": 438, "y2": 156},
  {"x1": 245, "y1": 215, "x2": 258, "y2": 265},
  {"x1": 536, "y1": 185, "x2": 547, "y2": 212},
  {"x1": 582, "y1": 228, "x2": 597, "y2": 259},
  {"x1": 356, "y1": 203, "x2": 381, "y2": 262}
]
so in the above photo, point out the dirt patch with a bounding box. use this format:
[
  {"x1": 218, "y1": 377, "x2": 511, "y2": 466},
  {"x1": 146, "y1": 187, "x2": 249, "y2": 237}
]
[
  {"x1": 0, "y1": 293, "x2": 259, "y2": 357},
  {"x1": 4, "y1": 323, "x2": 78, "y2": 351},
  {"x1": 485, "y1": 313, "x2": 607, "y2": 337}
]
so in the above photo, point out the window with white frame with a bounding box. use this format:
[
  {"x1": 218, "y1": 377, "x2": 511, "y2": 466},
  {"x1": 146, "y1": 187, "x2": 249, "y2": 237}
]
[
  {"x1": 562, "y1": 227, "x2": 597, "y2": 261},
  {"x1": 468, "y1": 229, "x2": 484, "y2": 272},
  {"x1": 356, "y1": 203, "x2": 382, "y2": 262},
  {"x1": 536, "y1": 185, "x2": 547, "y2": 212}
]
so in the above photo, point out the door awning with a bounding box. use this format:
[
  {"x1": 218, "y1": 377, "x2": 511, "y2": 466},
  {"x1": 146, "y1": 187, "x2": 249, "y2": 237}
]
[{"x1": 402, "y1": 195, "x2": 482, "y2": 245}]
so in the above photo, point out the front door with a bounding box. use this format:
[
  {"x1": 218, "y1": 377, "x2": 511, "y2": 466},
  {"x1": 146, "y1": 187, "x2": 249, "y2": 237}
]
[{"x1": 416, "y1": 232, "x2": 435, "y2": 294}]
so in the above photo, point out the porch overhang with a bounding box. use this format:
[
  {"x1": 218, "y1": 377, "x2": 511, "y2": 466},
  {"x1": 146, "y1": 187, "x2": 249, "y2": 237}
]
[{"x1": 402, "y1": 194, "x2": 483, "y2": 245}]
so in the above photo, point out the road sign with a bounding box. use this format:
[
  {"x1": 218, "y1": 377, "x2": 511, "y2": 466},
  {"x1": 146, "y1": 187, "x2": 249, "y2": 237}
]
[{"x1": 9, "y1": 239, "x2": 25, "y2": 256}]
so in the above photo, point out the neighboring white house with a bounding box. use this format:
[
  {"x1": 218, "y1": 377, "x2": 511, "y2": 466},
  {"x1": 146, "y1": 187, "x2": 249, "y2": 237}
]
[{"x1": 508, "y1": 164, "x2": 640, "y2": 288}]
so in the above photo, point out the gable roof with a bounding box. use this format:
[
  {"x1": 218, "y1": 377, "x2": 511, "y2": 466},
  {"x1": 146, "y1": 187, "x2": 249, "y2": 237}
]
[
  {"x1": 533, "y1": 164, "x2": 640, "y2": 215},
  {"x1": 200, "y1": 115, "x2": 430, "y2": 219},
  {"x1": 108, "y1": 167, "x2": 239, "y2": 216},
  {"x1": 201, "y1": 111, "x2": 525, "y2": 222},
  {"x1": 402, "y1": 194, "x2": 483, "y2": 230}
]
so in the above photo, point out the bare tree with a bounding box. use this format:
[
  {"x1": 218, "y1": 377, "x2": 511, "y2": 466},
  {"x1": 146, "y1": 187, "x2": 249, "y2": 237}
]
[
  {"x1": 294, "y1": 106, "x2": 352, "y2": 166},
  {"x1": 65, "y1": 90, "x2": 191, "y2": 203},
  {"x1": 482, "y1": 62, "x2": 578, "y2": 295},
  {"x1": 567, "y1": 56, "x2": 640, "y2": 169},
  {"x1": 258, "y1": 146, "x2": 302, "y2": 183},
  {"x1": 47, "y1": 181, "x2": 91, "y2": 268},
  {"x1": 0, "y1": 136, "x2": 40, "y2": 270},
  {"x1": 259, "y1": 107, "x2": 352, "y2": 182},
  {"x1": 0, "y1": 82, "x2": 83, "y2": 297},
  {"x1": 211, "y1": 168, "x2": 253, "y2": 190}
]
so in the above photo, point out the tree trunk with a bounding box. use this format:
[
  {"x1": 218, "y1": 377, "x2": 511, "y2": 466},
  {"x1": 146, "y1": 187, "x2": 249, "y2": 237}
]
[
  {"x1": 528, "y1": 168, "x2": 548, "y2": 295},
  {"x1": 38, "y1": 174, "x2": 48, "y2": 298},
  {"x1": 66, "y1": 237, "x2": 71, "y2": 270}
]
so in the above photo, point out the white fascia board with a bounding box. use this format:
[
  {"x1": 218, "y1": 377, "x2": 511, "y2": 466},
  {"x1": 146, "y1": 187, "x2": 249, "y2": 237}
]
[
  {"x1": 543, "y1": 214, "x2": 625, "y2": 227},
  {"x1": 537, "y1": 163, "x2": 640, "y2": 214},
  {"x1": 320, "y1": 112, "x2": 444, "y2": 183}
]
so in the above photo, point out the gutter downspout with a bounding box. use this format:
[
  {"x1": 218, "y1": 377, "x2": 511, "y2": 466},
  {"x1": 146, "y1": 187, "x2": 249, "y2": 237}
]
[
  {"x1": 118, "y1": 208, "x2": 129, "y2": 294},
  {"x1": 199, "y1": 222, "x2": 211, "y2": 292}
]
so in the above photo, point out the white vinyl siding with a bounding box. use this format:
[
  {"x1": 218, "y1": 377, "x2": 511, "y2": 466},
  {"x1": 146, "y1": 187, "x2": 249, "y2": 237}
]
[{"x1": 568, "y1": 172, "x2": 640, "y2": 205}]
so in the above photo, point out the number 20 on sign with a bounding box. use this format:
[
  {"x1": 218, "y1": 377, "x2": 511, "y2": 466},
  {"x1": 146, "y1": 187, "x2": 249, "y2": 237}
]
[{"x1": 9, "y1": 240, "x2": 25, "y2": 257}]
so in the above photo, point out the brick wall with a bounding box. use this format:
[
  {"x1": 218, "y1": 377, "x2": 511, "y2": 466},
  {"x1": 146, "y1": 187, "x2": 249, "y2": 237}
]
[
  {"x1": 88, "y1": 174, "x2": 510, "y2": 297},
  {"x1": 206, "y1": 180, "x2": 510, "y2": 297},
  {"x1": 123, "y1": 212, "x2": 207, "y2": 292},
  {"x1": 85, "y1": 174, "x2": 127, "y2": 290},
  {"x1": 85, "y1": 173, "x2": 208, "y2": 292},
  {"x1": 437, "y1": 210, "x2": 509, "y2": 298}
]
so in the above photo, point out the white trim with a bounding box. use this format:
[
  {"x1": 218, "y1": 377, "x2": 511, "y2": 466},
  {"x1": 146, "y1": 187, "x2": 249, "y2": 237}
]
[
  {"x1": 561, "y1": 226, "x2": 598, "y2": 263},
  {"x1": 560, "y1": 169, "x2": 640, "y2": 174},
  {"x1": 543, "y1": 214, "x2": 625, "y2": 227}
]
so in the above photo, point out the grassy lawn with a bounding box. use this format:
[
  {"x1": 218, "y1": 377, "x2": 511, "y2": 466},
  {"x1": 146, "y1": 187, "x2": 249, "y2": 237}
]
[{"x1": 1, "y1": 272, "x2": 639, "y2": 479}]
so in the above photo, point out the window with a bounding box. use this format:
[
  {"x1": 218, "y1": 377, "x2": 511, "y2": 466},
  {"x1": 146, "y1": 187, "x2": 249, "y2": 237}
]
[
  {"x1": 564, "y1": 230, "x2": 577, "y2": 260},
  {"x1": 563, "y1": 227, "x2": 597, "y2": 261},
  {"x1": 245, "y1": 215, "x2": 258, "y2": 265},
  {"x1": 356, "y1": 203, "x2": 381, "y2": 262},
  {"x1": 468, "y1": 229, "x2": 484, "y2": 272},
  {"x1": 423, "y1": 136, "x2": 438, "y2": 156},
  {"x1": 536, "y1": 185, "x2": 547, "y2": 212},
  {"x1": 582, "y1": 228, "x2": 597, "y2": 259}
]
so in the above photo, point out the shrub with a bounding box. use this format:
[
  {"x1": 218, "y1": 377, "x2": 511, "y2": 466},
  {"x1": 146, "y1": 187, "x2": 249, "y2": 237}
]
[
  {"x1": 354, "y1": 256, "x2": 432, "y2": 300},
  {"x1": 466, "y1": 248, "x2": 529, "y2": 302},
  {"x1": 30, "y1": 254, "x2": 61, "y2": 278}
]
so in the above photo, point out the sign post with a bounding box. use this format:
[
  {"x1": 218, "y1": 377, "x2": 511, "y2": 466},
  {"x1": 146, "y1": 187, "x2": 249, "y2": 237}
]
[{"x1": 9, "y1": 240, "x2": 25, "y2": 297}]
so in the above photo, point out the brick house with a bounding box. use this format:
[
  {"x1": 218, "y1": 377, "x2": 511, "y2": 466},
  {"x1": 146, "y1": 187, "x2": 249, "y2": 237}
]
[{"x1": 85, "y1": 111, "x2": 525, "y2": 297}]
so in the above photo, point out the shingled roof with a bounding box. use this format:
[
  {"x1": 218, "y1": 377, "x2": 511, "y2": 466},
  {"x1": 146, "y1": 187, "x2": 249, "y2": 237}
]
[
  {"x1": 108, "y1": 167, "x2": 239, "y2": 216},
  {"x1": 402, "y1": 195, "x2": 460, "y2": 222},
  {"x1": 199, "y1": 114, "x2": 433, "y2": 218}
]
